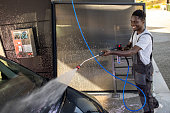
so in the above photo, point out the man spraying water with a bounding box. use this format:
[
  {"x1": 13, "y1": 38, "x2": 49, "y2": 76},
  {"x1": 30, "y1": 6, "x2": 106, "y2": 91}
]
[{"x1": 101, "y1": 10, "x2": 158, "y2": 113}]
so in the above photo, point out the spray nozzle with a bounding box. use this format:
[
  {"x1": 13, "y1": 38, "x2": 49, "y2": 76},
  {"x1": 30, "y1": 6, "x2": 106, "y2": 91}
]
[
  {"x1": 76, "y1": 65, "x2": 81, "y2": 69},
  {"x1": 99, "y1": 51, "x2": 105, "y2": 56}
]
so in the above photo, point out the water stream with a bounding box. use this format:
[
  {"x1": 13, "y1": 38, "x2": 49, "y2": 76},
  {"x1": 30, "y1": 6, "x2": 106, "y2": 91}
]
[{"x1": 1, "y1": 68, "x2": 78, "y2": 113}]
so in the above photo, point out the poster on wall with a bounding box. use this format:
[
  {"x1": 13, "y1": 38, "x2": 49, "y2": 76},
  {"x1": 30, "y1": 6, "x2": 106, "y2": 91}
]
[{"x1": 11, "y1": 28, "x2": 36, "y2": 58}]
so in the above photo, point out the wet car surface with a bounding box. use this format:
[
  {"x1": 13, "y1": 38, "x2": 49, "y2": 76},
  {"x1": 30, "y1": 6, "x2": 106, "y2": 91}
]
[{"x1": 0, "y1": 55, "x2": 108, "y2": 113}]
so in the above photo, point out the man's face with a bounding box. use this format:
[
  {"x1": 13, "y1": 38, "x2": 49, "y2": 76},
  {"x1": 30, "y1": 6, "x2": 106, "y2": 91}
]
[{"x1": 130, "y1": 16, "x2": 144, "y2": 31}]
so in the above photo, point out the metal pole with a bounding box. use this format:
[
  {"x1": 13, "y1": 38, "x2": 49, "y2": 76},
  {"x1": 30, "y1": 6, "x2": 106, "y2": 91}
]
[
  {"x1": 51, "y1": 2, "x2": 57, "y2": 78},
  {"x1": 112, "y1": 56, "x2": 120, "y2": 98}
]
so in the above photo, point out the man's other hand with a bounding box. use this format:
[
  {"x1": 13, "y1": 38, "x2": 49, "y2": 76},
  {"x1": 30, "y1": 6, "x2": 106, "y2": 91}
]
[{"x1": 100, "y1": 50, "x2": 112, "y2": 56}]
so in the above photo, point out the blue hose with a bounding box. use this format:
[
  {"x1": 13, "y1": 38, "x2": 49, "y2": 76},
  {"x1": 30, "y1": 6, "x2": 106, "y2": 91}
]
[{"x1": 71, "y1": 0, "x2": 146, "y2": 111}]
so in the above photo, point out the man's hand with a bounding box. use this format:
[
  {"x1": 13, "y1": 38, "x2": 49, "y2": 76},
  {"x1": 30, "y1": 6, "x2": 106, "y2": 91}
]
[
  {"x1": 122, "y1": 46, "x2": 131, "y2": 51},
  {"x1": 100, "y1": 50, "x2": 112, "y2": 56}
]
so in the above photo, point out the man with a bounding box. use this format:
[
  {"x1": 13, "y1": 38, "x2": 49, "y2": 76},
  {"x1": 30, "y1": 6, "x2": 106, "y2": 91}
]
[{"x1": 102, "y1": 10, "x2": 158, "y2": 113}]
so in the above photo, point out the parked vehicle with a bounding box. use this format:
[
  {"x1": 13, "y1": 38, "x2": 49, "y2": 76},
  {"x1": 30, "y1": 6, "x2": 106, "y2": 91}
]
[{"x1": 0, "y1": 55, "x2": 108, "y2": 113}]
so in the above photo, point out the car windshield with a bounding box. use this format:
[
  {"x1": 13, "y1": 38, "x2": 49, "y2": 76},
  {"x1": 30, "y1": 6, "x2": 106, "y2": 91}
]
[
  {"x1": 0, "y1": 56, "x2": 45, "y2": 110},
  {"x1": 0, "y1": 56, "x2": 44, "y2": 86}
]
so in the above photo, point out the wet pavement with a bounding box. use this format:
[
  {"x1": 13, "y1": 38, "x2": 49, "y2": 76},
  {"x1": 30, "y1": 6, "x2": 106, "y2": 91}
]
[
  {"x1": 91, "y1": 9, "x2": 170, "y2": 113},
  {"x1": 92, "y1": 59, "x2": 170, "y2": 113},
  {"x1": 93, "y1": 93, "x2": 143, "y2": 113}
]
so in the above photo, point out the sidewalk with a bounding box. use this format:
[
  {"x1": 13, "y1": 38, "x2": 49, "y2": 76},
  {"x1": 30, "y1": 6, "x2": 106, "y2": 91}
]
[
  {"x1": 147, "y1": 9, "x2": 170, "y2": 113},
  {"x1": 152, "y1": 59, "x2": 170, "y2": 113},
  {"x1": 146, "y1": 9, "x2": 170, "y2": 89}
]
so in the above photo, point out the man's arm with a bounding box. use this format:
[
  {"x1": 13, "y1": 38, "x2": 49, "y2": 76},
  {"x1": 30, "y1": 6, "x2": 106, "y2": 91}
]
[{"x1": 102, "y1": 45, "x2": 141, "y2": 57}]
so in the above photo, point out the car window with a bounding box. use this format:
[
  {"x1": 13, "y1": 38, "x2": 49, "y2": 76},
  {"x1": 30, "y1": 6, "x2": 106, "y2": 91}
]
[
  {"x1": 0, "y1": 60, "x2": 18, "y2": 79},
  {"x1": 74, "y1": 107, "x2": 83, "y2": 113},
  {"x1": 58, "y1": 97, "x2": 83, "y2": 113},
  {"x1": 0, "y1": 57, "x2": 44, "y2": 87},
  {"x1": 66, "y1": 95, "x2": 101, "y2": 113},
  {"x1": 61, "y1": 88, "x2": 103, "y2": 113},
  {"x1": 0, "y1": 56, "x2": 46, "y2": 110}
]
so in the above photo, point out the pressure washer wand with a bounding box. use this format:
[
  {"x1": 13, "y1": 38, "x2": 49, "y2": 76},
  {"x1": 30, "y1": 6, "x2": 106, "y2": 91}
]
[
  {"x1": 76, "y1": 52, "x2": 104, "y2": 70},
  {"x1": 79, "y1": 54, "x2": 100, "y2": 67}
]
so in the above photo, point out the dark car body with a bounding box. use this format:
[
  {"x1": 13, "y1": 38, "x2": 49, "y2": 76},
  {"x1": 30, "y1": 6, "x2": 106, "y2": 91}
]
[{"x1": 0, "y1": 55, "x2": 108, "y2": 113}]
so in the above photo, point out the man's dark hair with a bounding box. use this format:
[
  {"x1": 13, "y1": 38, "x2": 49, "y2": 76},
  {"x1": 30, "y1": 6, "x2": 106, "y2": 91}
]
[{"x1": 132, "y1": 9, "x2": 146, "y2": 20}]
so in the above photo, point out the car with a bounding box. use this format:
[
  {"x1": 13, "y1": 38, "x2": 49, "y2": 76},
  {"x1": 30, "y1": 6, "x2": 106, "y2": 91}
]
[{"x1": 0, "y1": 55, "x2": 108, "y2": 113}]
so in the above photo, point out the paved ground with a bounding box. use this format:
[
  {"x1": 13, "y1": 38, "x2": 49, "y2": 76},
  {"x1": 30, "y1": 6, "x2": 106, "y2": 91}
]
[{"x1": 146, "y1": 9, "x2": 170, "y2": 89}]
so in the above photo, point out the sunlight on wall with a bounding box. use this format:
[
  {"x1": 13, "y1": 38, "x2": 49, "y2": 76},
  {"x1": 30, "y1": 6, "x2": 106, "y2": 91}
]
[{"x1": 57, "y1": 59, "x2": 112, "y2": 91}]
